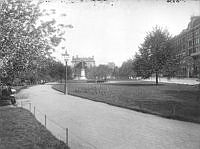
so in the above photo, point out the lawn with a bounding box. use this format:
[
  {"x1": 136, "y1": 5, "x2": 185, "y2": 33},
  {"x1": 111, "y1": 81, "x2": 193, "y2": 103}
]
[
  {"x1": 0, "y1": 106, "x2": 69, "y2": 149},
  {"x1": 52, "y1": 80, "x2": 200, "y2": 123}
]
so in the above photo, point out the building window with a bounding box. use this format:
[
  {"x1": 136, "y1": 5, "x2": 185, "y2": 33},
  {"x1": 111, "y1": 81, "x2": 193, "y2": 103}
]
[
  {"x1": 195, "y1": 31, "x2": 198, "y2": 36},
  {"x1": 189, "y1": 40, "x2": 193, "y2": 47},
  {"x1": 193, "y1": 47, "x2": 199, "y2": 53},
  {"x1": 189, "y1": 48, "x2": 192, "y2": 55}
]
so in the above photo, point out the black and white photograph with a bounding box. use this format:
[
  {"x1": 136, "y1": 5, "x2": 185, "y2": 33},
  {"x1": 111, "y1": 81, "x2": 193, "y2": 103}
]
[{"x1": 0, "y1": 0, "x2": 200, "y2": 148}]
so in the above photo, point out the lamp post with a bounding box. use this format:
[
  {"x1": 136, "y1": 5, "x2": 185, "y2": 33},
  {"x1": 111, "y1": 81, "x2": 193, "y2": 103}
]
[
  {"x1": 32, "y1": 60, "x2": 38, "y2": 84},
  {"x1": 62, "y1": 50, "x2": 70, "y2": 95}
]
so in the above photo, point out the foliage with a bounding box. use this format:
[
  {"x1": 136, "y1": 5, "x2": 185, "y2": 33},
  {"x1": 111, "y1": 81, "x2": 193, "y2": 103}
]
[
  {"x1": 0, "y1": 0, "x2": 67, "y2": 84},
  {"x1": 133, "y1": 26, "x2": 179, "y2": 84},
  {"x1": 161, "y1": 40, "x2": 181, "y2": 78},
  {"x1": 87, "y1": 66, "x2": 97, "y2": 79},
  {"x1": 87, "y1": 64, "x2": 114, "y2": 80},
  {"x1": 112, "y1": 66, "x2": 119, "y2": 79},
  {"x1": 119, "y1": 59, "x2": 135, "y2": 79}
]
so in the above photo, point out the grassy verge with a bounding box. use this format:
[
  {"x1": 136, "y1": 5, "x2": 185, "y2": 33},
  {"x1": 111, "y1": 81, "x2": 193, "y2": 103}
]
[
  {"x1": 0, "y1": 106, "x2": 69, "y2": 149},
  {"x1": 52, "y1": 81, "x2": 200, "y2": 123}
]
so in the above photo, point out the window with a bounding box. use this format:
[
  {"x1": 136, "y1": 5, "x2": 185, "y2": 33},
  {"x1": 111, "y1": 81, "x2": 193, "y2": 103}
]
[
  {"x1": 189, "y1": 40, "x2": 193, "y2": 46},
  {"x1": 195, "y1": 31, "x2": 198, "y2": 36},
  {"x1": 193, "y1": 47, "x2": 198, "y2": 53},
  {"x1": 189, "y1": 48, "x2": 192, "y2": 55}
]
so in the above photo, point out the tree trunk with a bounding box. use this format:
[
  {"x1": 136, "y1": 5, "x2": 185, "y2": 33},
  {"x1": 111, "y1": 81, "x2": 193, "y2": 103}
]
[{"x1": 155, "y1": 71, "x2": 158, "y2": 85}]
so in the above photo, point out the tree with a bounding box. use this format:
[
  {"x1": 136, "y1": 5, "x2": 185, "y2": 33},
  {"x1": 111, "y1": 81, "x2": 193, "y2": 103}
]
[
  {"x1": 0, "y1": 0, "x2": 67, "y2": 84},
  {"x1": 133, "y1": 26, "x2": 177, "y2": 84},
  {"x1": 133, "y1": 52, "x2": 152, "y2": 79},
  {"x1": 119, "y1": 59, "x2": 135, "y2": 79},
  {"x1": 87, "y1": 66, "x2": 98, "y2": 79},
  {"x1": 96, "y1": 65, "x2": 110, "y2": 80},
  {"x1": 112, "y1": 66, "x2": 119, "y2": 79}
]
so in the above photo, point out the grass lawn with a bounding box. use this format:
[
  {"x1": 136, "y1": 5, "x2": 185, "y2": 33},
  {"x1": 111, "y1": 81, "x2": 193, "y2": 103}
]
[
  {"x1": 53, "y1": 80, "x2": 200, "y2": 123},
  {"x1": 0, "y1": 106, "x2": 69, "y2": 149}
]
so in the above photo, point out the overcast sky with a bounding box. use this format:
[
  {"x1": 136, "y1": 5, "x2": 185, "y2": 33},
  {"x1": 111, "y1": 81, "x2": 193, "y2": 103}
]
[{"x1": 41, "y1": 0, "x2": 200, "y2": 66}]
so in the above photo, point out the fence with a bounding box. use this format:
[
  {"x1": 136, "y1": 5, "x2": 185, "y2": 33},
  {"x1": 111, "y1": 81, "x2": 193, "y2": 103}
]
[
  {"x1": 16, "y1": 100, "x2": 69, "y2": 146},
  {"x1": 16, "y1": 100, "x2": 98, "y2": 149}
]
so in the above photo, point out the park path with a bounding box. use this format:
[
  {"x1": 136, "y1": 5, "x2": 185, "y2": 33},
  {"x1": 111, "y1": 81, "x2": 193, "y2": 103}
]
[{"x1": 17, "y1": 84, "x2": 200, "y2": 149}]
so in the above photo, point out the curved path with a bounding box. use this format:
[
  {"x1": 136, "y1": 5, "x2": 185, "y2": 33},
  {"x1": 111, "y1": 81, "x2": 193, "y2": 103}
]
[{"x1": 18, "y1": 84, "x2": 200, "y2": 149}]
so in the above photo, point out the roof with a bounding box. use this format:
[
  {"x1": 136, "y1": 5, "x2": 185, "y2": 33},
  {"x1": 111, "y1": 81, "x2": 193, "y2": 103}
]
[{"x1": 71, "y1": 56, "x2": 95, "y2": 62}]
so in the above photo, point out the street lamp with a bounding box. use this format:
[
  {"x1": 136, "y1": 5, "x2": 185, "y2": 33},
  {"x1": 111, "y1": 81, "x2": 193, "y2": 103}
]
[
  {"x1": 62, "y1": 49, "x2": 70, "y2": 95},
  {"x1": 32, "y1": 60, "x2": 38, "y2": 84}
]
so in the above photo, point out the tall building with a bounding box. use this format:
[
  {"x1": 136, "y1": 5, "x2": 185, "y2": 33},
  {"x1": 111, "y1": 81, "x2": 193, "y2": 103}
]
[{"x1": 174, "y1": 16, "x2": 200, "y2": 78}]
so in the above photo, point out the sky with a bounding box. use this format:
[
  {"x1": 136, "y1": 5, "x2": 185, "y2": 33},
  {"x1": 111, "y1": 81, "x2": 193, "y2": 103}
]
[{"x1": 40, "y1": 0, "x2": 200, "y2": 67}]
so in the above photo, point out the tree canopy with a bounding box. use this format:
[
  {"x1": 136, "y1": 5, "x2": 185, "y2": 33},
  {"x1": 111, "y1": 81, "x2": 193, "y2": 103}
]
[
  {"x1": 132, "y1": 26, "x2": 179, "y2": 84},
  {"x1": 0, "y1": 0, "x2": 68, "y2": 84},
  {"x1": 119, "y1": 59, "x2": 135, "y2": 79}
]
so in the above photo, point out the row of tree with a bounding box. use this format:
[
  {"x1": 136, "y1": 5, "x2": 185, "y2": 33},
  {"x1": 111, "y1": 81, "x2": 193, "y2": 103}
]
[
  {"x1": 86, "y1": 64, "x2": 115, "y2": 80},
  {"x1": 87, "y1": 26, "x2": 197, "y2": 84},
  {"x1": 117, "y1": 26, "x2": 200, "y2": 84}
]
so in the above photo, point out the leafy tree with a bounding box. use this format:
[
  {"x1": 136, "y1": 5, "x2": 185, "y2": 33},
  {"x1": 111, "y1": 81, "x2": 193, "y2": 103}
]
[
  {"x1": 0, "y1": 0, "x2": 67, "y2": 84},
  {"x1": 96, "y1": 65, "x2": 110, "y2": 80},
  {"x1": 87, "y1": 66, "x2": 97, "y2": 79},
  {"x1": 119, "y1": 59, "x2": 135, "y2": 79},
  {"x1": 133, "y1": 26, "x2": 177, "y2": 84},
  {"x1": 133, "y1": 52, "x2": 152, "y2": 78},
  {"x1": 112, "y1": 66, "x2": 119, "y2": 79},
  {"x1": 87, "y1": 64, "x2": 113, "y2": 80}
]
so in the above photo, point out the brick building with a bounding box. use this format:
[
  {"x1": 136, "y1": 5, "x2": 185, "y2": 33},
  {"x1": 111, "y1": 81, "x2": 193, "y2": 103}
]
[{"x1": 174, "y1": 16, "x2": 200, "y2": 78}]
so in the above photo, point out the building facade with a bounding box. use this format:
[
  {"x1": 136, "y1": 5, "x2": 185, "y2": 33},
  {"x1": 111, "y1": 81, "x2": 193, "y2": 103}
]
[
  {"x1": 174, "y1": 16, "x2": 200, "y2": 78},
  {"x1": 71, "y1": 56, "x2": 95, "y2": 69},
  {"x1": 71, "y1": 56, "x2": 95, "y2": 79}
]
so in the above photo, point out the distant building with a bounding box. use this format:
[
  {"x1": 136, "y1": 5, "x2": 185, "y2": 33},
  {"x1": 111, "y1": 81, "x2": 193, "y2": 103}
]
[
  {"x1": 71, "y1": 55, "x2": 95, "y2": 79},
  {"x1": 173, "y1": 16, "x2": 200, "y2": 78},
  {"x1": 71, "y1": 55, "x2": 95, "y2": 69}
]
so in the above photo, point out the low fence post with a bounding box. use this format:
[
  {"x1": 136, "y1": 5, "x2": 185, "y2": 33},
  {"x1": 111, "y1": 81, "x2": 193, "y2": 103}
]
[
  {"x1": 45, "y1": 115, "x2": 47, "y2": 127},
  {"x1": 66, "y1": 128, "x2": 68, "y2": 146}
]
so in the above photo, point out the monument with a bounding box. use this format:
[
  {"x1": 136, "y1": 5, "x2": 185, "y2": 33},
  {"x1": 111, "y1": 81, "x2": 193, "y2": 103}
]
[
  {"x1": 80, "y1": 61, "x2": 87, "y2": 80},
  {"x1": 71, "y1": 55, "x2": 95, "y2": 80}
]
